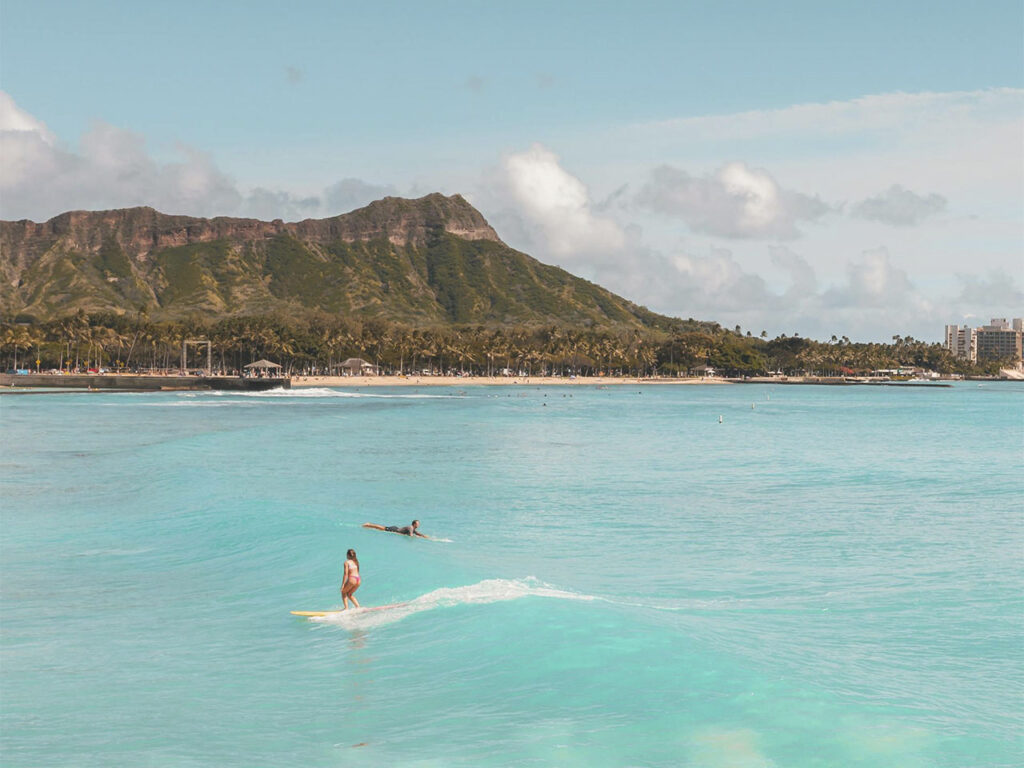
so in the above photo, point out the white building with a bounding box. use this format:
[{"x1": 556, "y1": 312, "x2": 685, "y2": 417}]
[
  {"x1": 944, "y1": 324, "x2": 976, "y2": 361},
  {"x1": 975, "y1": 318, "x2": 1023, "y2": 362},
  {"x1": 945, "y1": 318, "x2": 1023, "y2": 363}
]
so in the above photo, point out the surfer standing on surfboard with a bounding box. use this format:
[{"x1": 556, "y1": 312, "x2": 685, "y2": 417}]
[
  {"x1": 362, "y1": 520, "x2": 429, "y2": 539},
  {"x1": 340, "y1": 549, "x2": 361, "y2": 610}
]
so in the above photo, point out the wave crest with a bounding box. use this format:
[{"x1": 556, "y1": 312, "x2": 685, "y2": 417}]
[{"x1": 310, "y1": 578, "x2": 591, "y2": 629}]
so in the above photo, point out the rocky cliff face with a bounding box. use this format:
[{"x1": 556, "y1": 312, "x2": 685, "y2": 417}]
[
  {"x1": 0, "y1": 193, "x2": 658, "y2": 329},
  {"x1": 1, "y1": 193, "x2": 500, "y2": 268},
  {"x1": 289, "y1": 194, "x2": 501, "y2": 246}
]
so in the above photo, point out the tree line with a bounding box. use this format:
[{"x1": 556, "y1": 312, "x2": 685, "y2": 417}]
[{"x1": 0, "y1": 311, "x2": 1011, "y2": 377}]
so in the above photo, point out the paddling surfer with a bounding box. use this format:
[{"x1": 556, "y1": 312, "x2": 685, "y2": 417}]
[
  {"x1": 362, "y1": 519, "x2": 429, "y2": 539},
  {"x1": 340, "y1": 548, "x2": 361, "y2": 610}
]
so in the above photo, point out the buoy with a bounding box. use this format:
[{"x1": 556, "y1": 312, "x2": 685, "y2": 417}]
[
  {"x1": 719, "y1": 415, "x2": 723, "y2": 423},
  {"x1": 752, "y1": 403, "x2": 755, "y2": 409}
]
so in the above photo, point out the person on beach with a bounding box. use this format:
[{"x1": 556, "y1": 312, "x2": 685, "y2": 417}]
[
  {"x1": 362, "y1": 519, "x2": 429, "y2": 538},
  {"x1": 341, "y1": 549, "x2": 361, "y2": 610}
]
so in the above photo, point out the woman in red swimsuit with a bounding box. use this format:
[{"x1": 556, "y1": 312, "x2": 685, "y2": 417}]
[{"x1": 341, "y1": 549, "x2": 361, "y2": 610}]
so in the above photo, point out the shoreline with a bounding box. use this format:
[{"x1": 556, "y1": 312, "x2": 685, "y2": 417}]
[
  {"x1": 288, "y1": 374, "x2": 959, "y2": 388},
  {"x1": 289, "y1": 375, "x2": 725, "y2": 387},
  {"x1": 2, "y1": 372, "x2": 996, "y2": 392}
]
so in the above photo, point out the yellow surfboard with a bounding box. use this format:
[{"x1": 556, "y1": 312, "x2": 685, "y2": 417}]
[{"x1": 291, "y1": 603, "x2": 408, "y2": 618}]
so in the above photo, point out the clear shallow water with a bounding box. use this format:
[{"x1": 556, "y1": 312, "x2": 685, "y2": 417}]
[{"x1": 1, "y1": 383, "x2": 1021, "y2": 767}]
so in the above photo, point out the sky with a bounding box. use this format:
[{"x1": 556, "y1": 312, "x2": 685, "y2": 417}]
[{"x1": 1, "y1": 0, "x2": 1022, "y2": 341}]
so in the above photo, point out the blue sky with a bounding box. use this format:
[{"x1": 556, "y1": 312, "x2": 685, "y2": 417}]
[{"x1": 1, "y1": 1, "x2": 1022, "y2": 340}]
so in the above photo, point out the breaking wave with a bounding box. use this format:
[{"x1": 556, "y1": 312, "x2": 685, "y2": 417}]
[{"x1": 307, "y1": 578, "x2": 592, "y2": 629}]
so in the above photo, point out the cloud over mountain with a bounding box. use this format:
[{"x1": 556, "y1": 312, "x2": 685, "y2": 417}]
[
  {"x1": 0, "y1": 91, "x2": 395, "y2": 223},
  {"x1": 323, "y1": 178, "x2": 400, "y2": 215},
  {"x1": 500, "y1": 144, "x2": 625, "y2": 257},
  {"x1": 822, "y1": 247, "x2": 914, "y2": 308},
  {"x1": 636, "y1": 162, "x2": 832, "y2": 239}
]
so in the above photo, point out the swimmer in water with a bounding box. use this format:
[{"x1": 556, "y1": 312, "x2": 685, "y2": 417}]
[
  {"x1": 340, "y1": 548, "x2": 361, "y2": 610},
  {"x1": 362, "y1": 519, "x2": 429, "y2": 539}
]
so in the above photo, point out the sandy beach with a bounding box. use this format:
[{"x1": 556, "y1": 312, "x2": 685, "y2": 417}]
[{"x1": 289, "y1": 374, "x2": 729, "y2": 388}]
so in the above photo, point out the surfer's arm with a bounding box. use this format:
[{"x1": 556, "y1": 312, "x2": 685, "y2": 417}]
[{"x1": 414, "y1": 532, "x2": 430, "y2": 539}]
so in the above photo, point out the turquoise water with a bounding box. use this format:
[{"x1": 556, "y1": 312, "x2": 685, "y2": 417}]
[{"x1": 1, "y1": 383, "x2": 1021, "y2": 767}]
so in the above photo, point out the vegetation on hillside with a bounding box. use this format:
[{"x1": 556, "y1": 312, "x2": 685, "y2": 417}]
[{"x1": 2, "y1": 233, "x2": 665, "y2": 330}]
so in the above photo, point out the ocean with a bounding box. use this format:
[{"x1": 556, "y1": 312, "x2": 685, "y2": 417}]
[{"x1": 1, "y1": 382, "x2": 1021, "y2": 767}]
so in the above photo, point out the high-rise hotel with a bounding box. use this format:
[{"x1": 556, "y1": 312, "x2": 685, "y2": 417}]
[{"x1": 944, "y1": 318, "x2": 1023, "y2": 362}]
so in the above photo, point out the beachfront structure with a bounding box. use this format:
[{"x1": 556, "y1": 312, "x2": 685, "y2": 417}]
[
  {"x1": 337, "y1": 357, "x2": 379, "y2": 375},
  {"x1": 944, "y1": 318, "x2": 1023, "y2": 363},
  {"x1": 944, "y1": 324, "x2": 976, "y2": 361},
  {"x1": 974, "y1": 319, "x2": 1023, "y2": 362},
  {"x1": 243, "y1": 359, "x2": 284, "y2": 377}
]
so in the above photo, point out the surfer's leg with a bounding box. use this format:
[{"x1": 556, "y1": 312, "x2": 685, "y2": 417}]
[
  {"x1": 349, "y1": 583, "x2": 360, "y2": 608},
  {"x1": 362, "y1": 523, "x2": 386, "y2": 531}
]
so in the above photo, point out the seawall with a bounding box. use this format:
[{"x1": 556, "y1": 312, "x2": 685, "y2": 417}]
[{"x1": 0, "y1": 374, "x2": 290, "y2": 391}]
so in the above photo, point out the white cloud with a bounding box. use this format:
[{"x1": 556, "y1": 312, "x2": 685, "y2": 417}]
[
  {"x1": 954, "y1": 269, "x2": 1024, "y2": 307},
  {"x1": 823, "y1": 247, "x2": 915, "y2": 308},
  {"x1": 612, "y1": 88, "x2": 1023, "y2": 220},
  {"x1": 323, "y1": 178, "x2": 399, "y2": 215},
  {"x1": 0, "y1": 116, "x2": 245, "y2": 219},
  {"x1": 245, "y1": 188, "x2": 321, "y2": 221},
  {"x1": 669, "y1": 247, "x2": 778, "y2": 311},
  {"x1": 769, "y1": 245, "x2": 818, "y2": 298},
  {"x1": 634, "y1": 88, "x2": 1024, "y2": 149},
  {"x1": 636, "y1": 162, "x2": 831, "y2": 239},
  {"x1": 500, "y1": 143, "x2": 625, "y2": 257},
  {"x1": 0, "y1": 92, "x2": 61, "y2": 197},
  {"x1": 575, "y1": 235, "x2": 952, "y2": 342},
  {"x1": 0, "y1": 91, "x2": 55, "y2": 139},
  {"x1": 851, "y1": 185, "x2": 947, "y2": 226},
  {"x1": 0, "y1": 91, "x2": 398, "y2": 222}
]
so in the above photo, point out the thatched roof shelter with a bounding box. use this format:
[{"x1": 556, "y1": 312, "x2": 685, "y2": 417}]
[
  {"x1": 336, "y1": 357, "x2": 378, "y2": 375},
  {"x1": 244, "y1": 359, "x2": 282, "y2": 370}
]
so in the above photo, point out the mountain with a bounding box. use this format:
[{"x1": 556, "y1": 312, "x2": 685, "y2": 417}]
[{"x1": 0, "y1": 193, "x2": 667, "y2": 328}]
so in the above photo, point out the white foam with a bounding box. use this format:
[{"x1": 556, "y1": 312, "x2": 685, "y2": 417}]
[
  {"x1": 311, "y1": 577, "x2": 591, "y2": 629},
  {"x1": 134, "y1": 401, "x2": 248, "y2": 407}
]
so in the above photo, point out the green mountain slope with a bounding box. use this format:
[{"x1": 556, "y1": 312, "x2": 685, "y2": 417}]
[{"x1": 0, "y1": 193, "x2": 668, "y2": 328}]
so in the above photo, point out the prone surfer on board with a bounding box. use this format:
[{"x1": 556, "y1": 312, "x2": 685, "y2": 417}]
[{"x1": 362, "y1": 519, "x2": 429, "y2": 539}]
